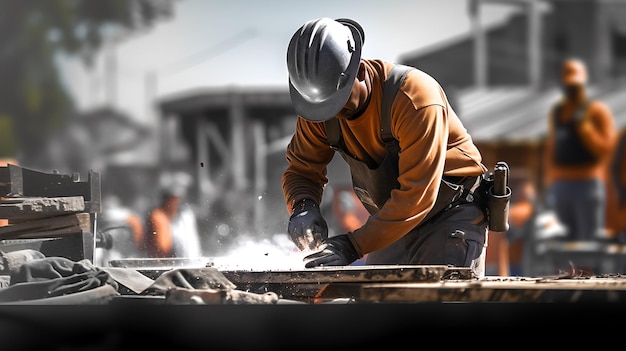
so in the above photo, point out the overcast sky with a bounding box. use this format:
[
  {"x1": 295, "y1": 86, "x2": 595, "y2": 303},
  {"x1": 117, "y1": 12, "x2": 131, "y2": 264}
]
[{"x1": 58, "y1": 0, "x2": 519, "y2": 124}]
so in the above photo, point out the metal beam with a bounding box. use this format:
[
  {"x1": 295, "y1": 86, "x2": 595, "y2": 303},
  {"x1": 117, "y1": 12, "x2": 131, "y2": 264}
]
[
  {"x1": 528, "y1": 0, "x2": 542, "y2": 89},
  {"x1": 229, "y1": 94, "x2": 247, "y2": 191}
]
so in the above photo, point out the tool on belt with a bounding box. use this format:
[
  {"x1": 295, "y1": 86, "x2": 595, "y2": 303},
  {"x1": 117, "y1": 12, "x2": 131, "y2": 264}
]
[{"x1": 474, "y1": 161, "x2": 511, "y2": 232}]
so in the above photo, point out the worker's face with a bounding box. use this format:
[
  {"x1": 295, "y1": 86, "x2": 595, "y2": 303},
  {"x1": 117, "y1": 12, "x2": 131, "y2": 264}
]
[
  {"x1": 562, "y1": 82, "x2": 584, "y2": 100},
  {"x1": 336, "y1": 63, "x2": 369, "y2": 120},
  {"x1": 561, "y1": 59, "x2": 587, "y2": 100},
  {"x1": 163, "y1": 195, "x2": 181, "y2": 217}
]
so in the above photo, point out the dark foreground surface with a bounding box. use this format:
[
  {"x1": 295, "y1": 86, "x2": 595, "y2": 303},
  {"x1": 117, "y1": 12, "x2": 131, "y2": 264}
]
[{"x1": 0, "y1": 303, "x2": 623, "y2": 350}]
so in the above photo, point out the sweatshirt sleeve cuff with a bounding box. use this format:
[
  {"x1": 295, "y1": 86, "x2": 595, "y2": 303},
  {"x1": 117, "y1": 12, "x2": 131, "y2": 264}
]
[{"x1": 347, "y1": 232, "x2": 364, "y2": 258}]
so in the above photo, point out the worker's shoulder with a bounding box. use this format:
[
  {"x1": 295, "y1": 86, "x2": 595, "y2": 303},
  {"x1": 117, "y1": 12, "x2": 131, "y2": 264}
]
[
  {"x1": 587, "y1": 99, "x2": 613, "y2": 117},
  {"x1": 371, "y1": 60, "x2": 442, "y2": 92},
  {"x1": 367, "y1": 60, "x2": 446, "y2": 109},
  {"x1": 396, "y1": 65, "x2": 446, "y2": 109}
]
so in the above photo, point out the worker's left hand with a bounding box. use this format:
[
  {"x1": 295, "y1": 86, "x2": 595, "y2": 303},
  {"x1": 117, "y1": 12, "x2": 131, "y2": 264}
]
[
  {"x1": 288, "y1": 199, "x2": 328, "y2": 251},
  {"x1": 303, "y1": 234, "x2": 360, "y2": 268}
]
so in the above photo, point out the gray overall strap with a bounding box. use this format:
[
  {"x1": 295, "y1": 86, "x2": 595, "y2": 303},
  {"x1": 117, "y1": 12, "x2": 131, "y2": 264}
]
[
  {"x1": 325, "y1": 64, "x2": 414, "y2": 150},
  {"x1": 380, "y1": 64, "x2": 413, "y2": 143},
  {"x1": 326, "y1": 114, "x2": 342, "y2": 151}
]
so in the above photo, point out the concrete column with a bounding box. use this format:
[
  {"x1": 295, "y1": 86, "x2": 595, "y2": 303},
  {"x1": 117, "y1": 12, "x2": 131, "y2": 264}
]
[
  {"x1": 528, "y1": 0, "x2": 542, "y2": 90},
  {"x1": 196, "y1": 116, "x2": 210, "y2": 205},
  {"x1": 593, "y1": 3, "x2": 611, "y2": 83},
  {"x1": 469, "y1": 0, "x2": 487, "y2": 88},
  {"x1": 252, "y1": 120, "x2": 267, "y2": 231},
  {"x1": 164, "y1": 115, "x2": 182, "y2": 165},
  {"x1": 229, "y1": 93, "x2": 247, "y2": 191}
]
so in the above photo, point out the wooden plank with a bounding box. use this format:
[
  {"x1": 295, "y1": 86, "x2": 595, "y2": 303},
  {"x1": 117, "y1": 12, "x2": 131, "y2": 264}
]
[
  {"x1": 0, "y1": 164, "x2": 23, "y2": 197},
  {"x1": 0, "y1": 213, "x2": 91, "y2": 240},
  {"x1": 354, "y1": 276, "x2": 626, "y2": 302},
  {"x1": 4, "y1": 225, "x2": 84, "y2": 239},
  {"x1": 21, "y1": 167, "x2": 94, "y2": 202},
  {"x1": 0, "y1": 165, "x2": 101, "y2": 214},
  {"x1": 217, "y1": 265, "x2": 471, "y2": 302},
  {"x1": 0, "y1": 196, "x2": 85, "y2": 220}
]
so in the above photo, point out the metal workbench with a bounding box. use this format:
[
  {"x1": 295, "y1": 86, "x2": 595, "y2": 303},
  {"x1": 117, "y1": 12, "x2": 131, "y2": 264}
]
[{"x1": 106, "y1": 259, "x2": 626, "y2": 303}]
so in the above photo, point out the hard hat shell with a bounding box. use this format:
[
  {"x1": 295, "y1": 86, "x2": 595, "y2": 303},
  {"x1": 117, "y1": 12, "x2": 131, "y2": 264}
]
[{"x1": 287, "y1": 18, "x2": 365, "y2": 122}]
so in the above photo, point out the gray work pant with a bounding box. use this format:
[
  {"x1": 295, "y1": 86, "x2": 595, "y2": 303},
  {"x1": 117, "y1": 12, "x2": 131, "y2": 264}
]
[
  {"x1": 547, "y1": 178, "x2": 606, "y2": 240},
  {"x1": 365, "y1": 202, "x2": 488, "y2": 279}
]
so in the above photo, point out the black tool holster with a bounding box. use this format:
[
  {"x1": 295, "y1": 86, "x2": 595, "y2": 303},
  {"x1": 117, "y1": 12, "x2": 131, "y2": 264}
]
[{"x1": 474, "y1": 162, "x2": 512, "y2": 232}]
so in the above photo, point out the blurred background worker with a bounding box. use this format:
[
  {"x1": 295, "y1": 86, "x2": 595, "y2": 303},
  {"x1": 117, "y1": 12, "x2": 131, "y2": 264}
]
[
  {"x1": 485, "y1": 180, "x2": 536, "y2": 277},
  {"x1": 505, "y1": 180, "x2": 537, "y2": 276},
  {"x1": 95, "y1": 194, "x2": 146, "y2": 266},
  {"x1": 144, "y1": 171, "x2": 202, "y2": 258},
  {"x1": 544, "y1": 58, "x2": 617, "y2": 242},
  {"x1": 324, "y1": 185, "x2": 370, "y2": 265}
]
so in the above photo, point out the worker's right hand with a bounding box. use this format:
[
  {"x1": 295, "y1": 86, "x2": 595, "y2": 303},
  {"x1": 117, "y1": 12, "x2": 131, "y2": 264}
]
[
  {"x1": 303, "y1": 234, "x2": 360, "y2": 268},
  {"x1": 287, "y1": 198, "x2": 328, "y2": 251}
]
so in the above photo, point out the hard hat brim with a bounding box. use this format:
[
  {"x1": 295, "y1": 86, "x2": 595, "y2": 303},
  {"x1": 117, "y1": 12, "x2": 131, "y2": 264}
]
[{"x1": 289, "y1": 25, "x2": 363, "y2": 122}]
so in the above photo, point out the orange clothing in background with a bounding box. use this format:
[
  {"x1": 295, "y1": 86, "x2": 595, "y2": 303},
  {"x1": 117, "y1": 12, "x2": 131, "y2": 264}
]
[
  {"x1": 145, "y1": 208, "x2": 174, "y2": 258},
  {"x1": 332, "y1": 189, "x2": 369, "y2": 233},
  {"x1": 544, "y1": 99, "x2": 616, "y2": 185},
  {"x1": 507, "y1": 195, "x2": 535, "y2": 272},
  {"x1": 126, "y1": 214, "x2": 145, "y2": 253},
  {"x1": 607, "y1": 128, "x2": 626, "y2": 237},
  {"x1": 485, "y1": 232, "x2": 510, "y2": 276},
  {"x1": 486, "y1": 181, "x2": 535, "y2": 276},
  {"x1": 543, "y1": 59, "x2": 617, "y2": 242},
  {"x1": 509, "y1": 200, "x2": 534, "y2": 229}
]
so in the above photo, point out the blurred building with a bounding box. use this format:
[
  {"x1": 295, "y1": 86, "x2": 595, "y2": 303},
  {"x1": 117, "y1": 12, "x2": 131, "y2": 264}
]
[
  {"x1": 156, "y1": 87, "x2": 355, "y2": 247},
  {"x1": 28, "y1": 106, "x2": 157, "y2": 214},
  {"x1": 158, "y1": 88, "x2": 292, "y2": 246},
  {"x1": 399, "y1": 0, "x2": 626, "y2": 192}
]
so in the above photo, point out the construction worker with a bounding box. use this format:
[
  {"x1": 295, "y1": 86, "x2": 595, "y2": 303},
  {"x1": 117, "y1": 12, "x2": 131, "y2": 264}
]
[
  {"x1": 544, "y1": 58, "x2": 617, "y2": 242},
  {"x1": 505, "y1": 180, "x2": 537, "y2": 276},
  {"x1": 144, "y1": 172, "x2": 202, "y2": 258},
  {"x1": 282, "y1": 18, "x2": 489, "y2": 277}
]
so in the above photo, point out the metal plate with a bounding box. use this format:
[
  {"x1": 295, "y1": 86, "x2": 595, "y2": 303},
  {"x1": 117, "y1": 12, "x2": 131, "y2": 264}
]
[
  {"x1": 107, "y1": 257, "x2": 214, "y2": 269},
  {"x1": 106, "y1": 259, "x2": 473, "y2": 302},
  {"x1": 219, "y1": 265, "x2": 472, "y2": 302},
  {"x1": 220, "y1": 264, "x2": 469, "y2": 284}
]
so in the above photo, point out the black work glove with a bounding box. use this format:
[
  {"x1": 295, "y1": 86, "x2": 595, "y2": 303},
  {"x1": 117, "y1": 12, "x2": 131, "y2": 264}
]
[
  {"x1": 303, "y1": 234, "x2": 360, "y2": 268},
  {"x1": 288, "y1": 199, "x2": 328, "y2": 250}
]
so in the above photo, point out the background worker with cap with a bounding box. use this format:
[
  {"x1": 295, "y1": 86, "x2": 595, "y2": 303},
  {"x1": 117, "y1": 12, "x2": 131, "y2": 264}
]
[
  {"x1": 544, "y1": 58, "x2": 617, "y2": 243},
  {"x1": 281, "y1": 17, "x2": 489, "y2": 277}
]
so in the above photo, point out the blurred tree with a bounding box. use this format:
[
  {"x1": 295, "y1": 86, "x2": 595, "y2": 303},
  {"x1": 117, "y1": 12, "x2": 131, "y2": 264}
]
[{"x1": 0, "y1": 0, "x2": 176, "y2": 161}]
